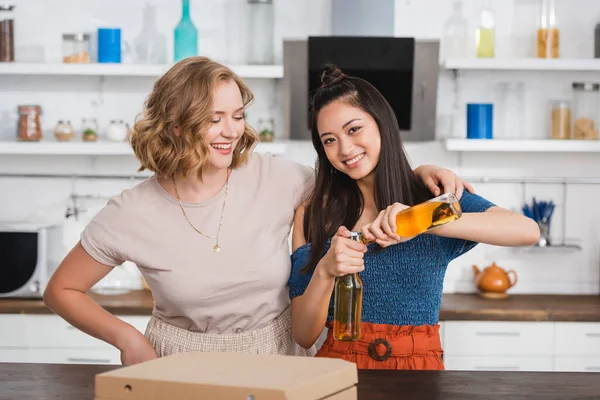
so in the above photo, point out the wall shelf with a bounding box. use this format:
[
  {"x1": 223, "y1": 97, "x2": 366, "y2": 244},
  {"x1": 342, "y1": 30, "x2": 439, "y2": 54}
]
[
  {"x1": 443, "y1": 58, "x2": 600, "y2": 71},
  {"x1": 0, "y1": 63, "x2": 284, "y2": 79},
  {"x1": 445, "y1": 139, "x2": 600, "y2": 153},
  {"x1": 0, "y1": 140, "x2": 288, "y2": 156}
]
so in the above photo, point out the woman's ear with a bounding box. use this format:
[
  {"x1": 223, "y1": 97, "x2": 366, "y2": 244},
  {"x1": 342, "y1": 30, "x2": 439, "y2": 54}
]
[{"x1": 173, "y1": 124, "x2": 180, "y2": 137}]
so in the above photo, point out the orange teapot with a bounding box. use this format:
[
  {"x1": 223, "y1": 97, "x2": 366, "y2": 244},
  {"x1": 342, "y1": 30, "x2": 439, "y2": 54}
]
[{"x1": 472, "y1": 262, "x2": 517, "y2": 299}]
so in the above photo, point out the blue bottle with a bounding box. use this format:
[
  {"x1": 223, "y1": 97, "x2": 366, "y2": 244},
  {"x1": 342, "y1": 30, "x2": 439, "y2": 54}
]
[{"x1": 174, "y1": 0, "x2": 198, "y2": 62}]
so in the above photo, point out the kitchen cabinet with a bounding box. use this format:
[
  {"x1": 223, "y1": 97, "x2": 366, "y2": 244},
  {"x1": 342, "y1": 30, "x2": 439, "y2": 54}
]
[
  {"x1": 2, "y1": 316, "x2": 600, "y2": 370},
  {"x1": 0, "y1": 314, "x2": 150, "y2": 365},
  {"x1": 442, "y1": 321, "x2": 600, "y2": 372}
]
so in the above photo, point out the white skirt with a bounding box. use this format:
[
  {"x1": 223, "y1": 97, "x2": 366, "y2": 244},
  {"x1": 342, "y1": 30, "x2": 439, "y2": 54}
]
[{"x1": 145, "y1": 306, "x2": 316, "y2": 357}]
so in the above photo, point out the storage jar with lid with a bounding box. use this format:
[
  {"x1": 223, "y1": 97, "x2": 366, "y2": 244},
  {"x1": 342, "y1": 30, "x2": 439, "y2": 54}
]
[
  {"x1": 17, "y1": 105, "x2": 43, "y2": 141},
  {"x1": 549, "y1": 99, "x2": 571, "y2": 139},
  {"x1": 54, "y1": 120, "x2": 74, "y2": 142},
  {"x1": 106, "y1": 120, "x2": 128, "y2": 141},
  {"x1": 0, "y1": 4, "x2": 15, "y2": 62},
  {"x1": 572, "y1": 82, "x2": 599, "y2": 140},
  {"x1": 63, "y1": 33, "x2": 91, "y2": 63},
  {"x1": 81, "y1": 118, "x2": 98, "y2": 141}
]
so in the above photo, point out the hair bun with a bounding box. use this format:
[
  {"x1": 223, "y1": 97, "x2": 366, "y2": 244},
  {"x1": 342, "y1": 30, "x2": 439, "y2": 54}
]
[{"x1": 320, "y1": 63, "x2": 346, "y2": 87}]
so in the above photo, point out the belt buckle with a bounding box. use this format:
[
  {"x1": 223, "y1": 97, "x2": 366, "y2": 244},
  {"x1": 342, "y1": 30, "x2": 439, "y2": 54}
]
[{"x1": 367, "y1": 338, "x2": 392, "y2": 361}]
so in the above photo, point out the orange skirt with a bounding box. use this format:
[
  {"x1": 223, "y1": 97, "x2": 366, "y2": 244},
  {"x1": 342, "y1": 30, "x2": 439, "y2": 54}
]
[{"x1": 316, "y1": 322, "x2": 444, "y2": 370}]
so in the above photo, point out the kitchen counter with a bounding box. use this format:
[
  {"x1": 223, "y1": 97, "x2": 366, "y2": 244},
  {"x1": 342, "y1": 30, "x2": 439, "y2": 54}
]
[
  {"x1": 2, "y1": 290, "x2": 600, "y2": 321},
  {"x1": 0, "y1": 362, "x2": 598, "y2": 400}
]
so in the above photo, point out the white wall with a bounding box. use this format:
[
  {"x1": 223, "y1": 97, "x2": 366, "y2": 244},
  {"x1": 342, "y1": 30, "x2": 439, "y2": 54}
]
[{"x1": 1, "y1": 0, "x2": 599, "y2": 294}]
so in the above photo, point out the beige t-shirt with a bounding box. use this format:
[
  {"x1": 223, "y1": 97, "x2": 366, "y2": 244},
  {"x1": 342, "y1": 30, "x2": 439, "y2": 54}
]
[{"x1": 81, "y1": 153, "x2": 314, "y2": 334}]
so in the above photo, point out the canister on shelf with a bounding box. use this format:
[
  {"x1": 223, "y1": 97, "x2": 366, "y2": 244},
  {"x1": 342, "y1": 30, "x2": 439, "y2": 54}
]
[
  {"x1": 572, "y1": 82, "x2": 599, "y2": 140},
  {"x1": 549, "y1": 100, "x2": 571, "y2": 139},
  {"x1": 62, "y1": 33, "x2": 91, "y2": 63},
  {"x1": 17, "y1": 105, "x2": 43, "y2": 141}
]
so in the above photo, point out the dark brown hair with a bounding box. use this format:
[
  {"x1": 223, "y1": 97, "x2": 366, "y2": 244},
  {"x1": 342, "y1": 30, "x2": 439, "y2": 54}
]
[{"x1": 302, "y1": 64, "x2": 432, "y2": 272}]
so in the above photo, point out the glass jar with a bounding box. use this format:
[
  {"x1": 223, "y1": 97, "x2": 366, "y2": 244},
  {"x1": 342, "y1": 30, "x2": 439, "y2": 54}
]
[
  {"x1": 496, "y1": 82, "x2": 525, "y2": 139},
  {"x1": 549, "y1": 100, "x2": 571, "y2": 139},
  {"x1": 17, "y1": 105, "x2": 43, "y2": 141},
  {"x1": 62, "y1": 33, "x2": 91, "y2": 63},
  {"x1": 81, "y1": 118, "x2": 98, "y2": 142},
  {"x1": 537, "y1": 0, "x2": 559, "y2": 58},
  {"x1": 246, "y1": 0, "x2": 274, "y2": 64},
  {"x1": 572, "y1": 82, "x2": 600, "y2": 140},
  {"x1": 258, "y1": 118, "x2": 274, "y2": 142},
  {"x1": 106, "y1": 120, "x2": 128, "y2": 141},
  {"x1": 54, "y1": 120, "x2": 74, "y2": 142},
  {"x1": 0, "y1": 4, "x2": 15, "y2": 62}
]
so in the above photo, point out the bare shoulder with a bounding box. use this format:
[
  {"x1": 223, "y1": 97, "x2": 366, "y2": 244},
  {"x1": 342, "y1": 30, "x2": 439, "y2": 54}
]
[{"x1": 292, "y1": 203, "x2": 308, "y2": 252}]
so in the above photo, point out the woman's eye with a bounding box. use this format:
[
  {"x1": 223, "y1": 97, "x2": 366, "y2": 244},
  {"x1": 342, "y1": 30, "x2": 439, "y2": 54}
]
[
  {"x1": 233, "y1": 116, "x2": 244, "y2": 120},
  {"x1": 323, "y1": 138, "x2": 334, "y2": 145},
  {"x1": 212, "y1": 118, "x2": 221, "y2": 123},
  {"x1": 348, "y1": 126, "x2": 361, "y2": 134}
]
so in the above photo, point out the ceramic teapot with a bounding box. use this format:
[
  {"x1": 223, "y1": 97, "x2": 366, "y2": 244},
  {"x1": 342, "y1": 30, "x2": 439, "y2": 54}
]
[{"x1": 472, "y1": 262, "x2": 517, "y2": 299}]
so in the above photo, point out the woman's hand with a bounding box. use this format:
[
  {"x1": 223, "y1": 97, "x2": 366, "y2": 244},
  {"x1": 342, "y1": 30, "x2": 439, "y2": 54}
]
[
  {"x1": 317, "y1": 226, "x2": 367, "y2": 278},
  {"x1": 413, "y1": 165, "x2": 474, "y2": 199},
  {"x1": 361, "y1": 203, "x2": 413, "y2": 248},
  {"x1": 118, "y1": 328, "x2": 159, "y2": 366}
]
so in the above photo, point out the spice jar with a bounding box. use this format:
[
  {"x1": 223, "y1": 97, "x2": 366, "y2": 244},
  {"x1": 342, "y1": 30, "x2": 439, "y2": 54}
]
[
  {"x1": 81, "y1": 118, "x2": 98, "y2": 142},
  {"x1": 0, "y1": 5, "x2": 15, "y2": 62},
  {"x1": 62, "y1": 33, "x2": 91, "y2": 63},
  {"x1": 54, "y1": 120, "x2": 74, "y2": 142},
  {"x1": 549, "y1": 100, "x2": 571, "y2": 139},
  {"x1": 537, "y1": 0, "x2": 559, "y2": 58},
  {"x1": 572, "y1": 82, "x2": 600, "y2": 140},
  {"x1": 106, "y1": 120, "x2": 128, "y2": 141},
  {"x1": 258, "y1": 118, "x2": 274, "y2": 142},
  {"x1": 17, "y1": 105, "x2": 43, "y2": 141}
]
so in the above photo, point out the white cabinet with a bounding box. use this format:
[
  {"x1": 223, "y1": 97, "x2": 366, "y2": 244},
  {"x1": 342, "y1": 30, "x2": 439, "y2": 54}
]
[
  {"x1": 554, "y1": 322, "x2": 600, "y2": 356},
  {"x1": 442, "y1": 321, "x2": 600, "y2": 372},
  {"x1": 444, "y1": 321, "x2": 553, "y2": 356},
  {"x1": 444, "y1": 356, "x2": 554, "y2": 372},
  {"x1": 0, "y1": 314, "x2": 151, "y2": 365}
]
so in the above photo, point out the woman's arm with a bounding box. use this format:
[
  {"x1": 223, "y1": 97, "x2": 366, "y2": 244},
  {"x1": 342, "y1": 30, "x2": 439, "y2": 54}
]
[
  {"x1": 361, "y1": 198, "x2": 540, "y2": 248},
  {"x1": 43, "y1": 242, "x2": 158, "y2": 365},
  {"x1": 430, "y1": 207, "x2": 540, "y2": 246},
  {"x1": 290, "y1": 206, "x2": 366, "y2": 349}
]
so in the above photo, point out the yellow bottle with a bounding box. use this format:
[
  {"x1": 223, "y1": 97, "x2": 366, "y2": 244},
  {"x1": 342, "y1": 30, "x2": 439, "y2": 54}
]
[
  {"x1": 476, "y1": 1, "x2": 495, "y2": 58},
  {"x1": 332, "y1": 232, "x2": 363, "y2": 341}
]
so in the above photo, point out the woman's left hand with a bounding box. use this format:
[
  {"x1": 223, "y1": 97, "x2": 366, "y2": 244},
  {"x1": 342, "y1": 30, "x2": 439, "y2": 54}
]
[
  {"x1": 413, "y1": 165, "x2": 474, "y2": 199},
  {"x1": 360, "y1": 202, "x2": 412, "y2": 248}
]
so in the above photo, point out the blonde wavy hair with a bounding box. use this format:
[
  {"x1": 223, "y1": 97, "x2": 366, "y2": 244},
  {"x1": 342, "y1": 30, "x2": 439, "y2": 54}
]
[{"x1": 130, "y1": 56, "x2": 258, "y2": 178}]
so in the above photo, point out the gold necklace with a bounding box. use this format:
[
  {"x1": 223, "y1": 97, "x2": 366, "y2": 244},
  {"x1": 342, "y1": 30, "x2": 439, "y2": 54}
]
[{"x1": 172, "y1": 173, "x2": 229, "y2": 253}]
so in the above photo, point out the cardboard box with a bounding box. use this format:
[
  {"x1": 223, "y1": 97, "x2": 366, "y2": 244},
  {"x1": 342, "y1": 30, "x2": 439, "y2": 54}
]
[{"x1": 95, "y1": 351, "x2": 358, "y2": 400}]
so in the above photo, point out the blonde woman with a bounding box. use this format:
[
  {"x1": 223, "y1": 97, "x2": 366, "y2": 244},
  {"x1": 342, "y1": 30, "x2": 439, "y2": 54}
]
[{"x1": 44, "y1": 56, "x2": 473, "y2": 365}]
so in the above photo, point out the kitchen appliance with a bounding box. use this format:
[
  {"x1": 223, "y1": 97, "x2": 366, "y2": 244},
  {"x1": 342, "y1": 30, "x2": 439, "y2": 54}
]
[
  {"x1": 283, "y1": 37, "x2": 439, "y2": 142},
  {"x1": 0, "y1": 222, "x2": 64, "y2": 298}
]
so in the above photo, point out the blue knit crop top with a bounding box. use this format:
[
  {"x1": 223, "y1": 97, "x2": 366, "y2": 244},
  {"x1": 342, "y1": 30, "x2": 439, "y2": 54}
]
[{"x1": 288, "y1": 192, "x2": 496, "y2": 327}]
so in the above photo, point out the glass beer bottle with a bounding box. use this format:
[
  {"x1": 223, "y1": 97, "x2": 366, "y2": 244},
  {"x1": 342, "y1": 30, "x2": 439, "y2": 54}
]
[
  {"x1": 332, "y1": 231, "x2": 364, "y2": 341},
  {"x1": 355, "y1": 193, "x2": 463, "y2": 242}
]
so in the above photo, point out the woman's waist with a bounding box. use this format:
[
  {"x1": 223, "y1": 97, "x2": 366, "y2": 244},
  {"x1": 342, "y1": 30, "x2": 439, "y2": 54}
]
[{"x1": 323, "y1": 322, "x2": 443, "y2": 358}]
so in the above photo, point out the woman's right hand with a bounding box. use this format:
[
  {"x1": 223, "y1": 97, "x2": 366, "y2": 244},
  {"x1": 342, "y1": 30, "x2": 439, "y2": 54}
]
[
  {"x1": 118, "y1": 328, "x2": 159, "y2": 365},
  {"x1": 316, "y1": 226, "x2": 367, "y2": 278}
]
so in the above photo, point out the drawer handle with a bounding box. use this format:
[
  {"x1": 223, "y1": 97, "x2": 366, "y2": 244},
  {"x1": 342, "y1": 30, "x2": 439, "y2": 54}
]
[
  {"x1": 585, "y1": 367, "x2": 600, "y2": 372},
  {"x1": 476, "y1": 332, "x2": 520, "y2": 337},
  {"x1": 67, "y1": 358, "x2": 111, "y2": 364},
  {"x1": 475, "y1": 366, "x2": 520, "y2": 371},
  {"x1": 585, "y1": 333, "x2": 600, "y2": 338}
]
